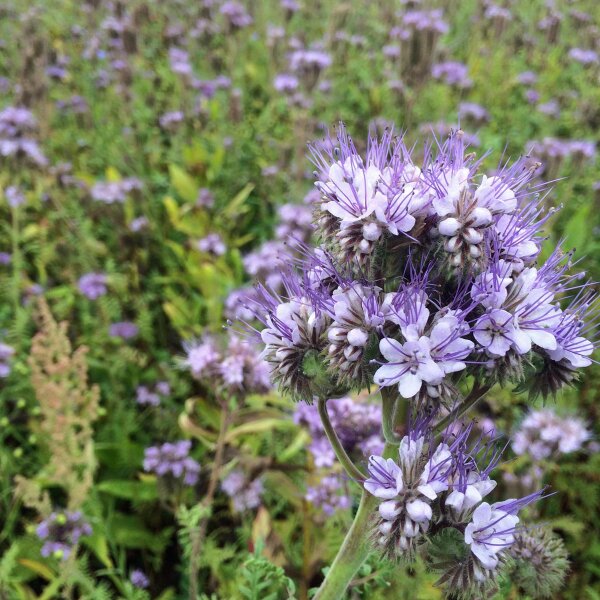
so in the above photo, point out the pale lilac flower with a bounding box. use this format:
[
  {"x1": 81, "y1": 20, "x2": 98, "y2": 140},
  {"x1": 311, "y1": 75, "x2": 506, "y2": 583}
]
[
  {"x1": 36, "y1": 511, "x2": 92, "y2": 560},
  {"x1": 196, "y1": 233, "x2": 226, "y2": 256},
  {"x1": 143, "y1": 441, "x2": 200, "y2": 486},
  {"x1": 130, "y1": 570, "x2": 149, "y2": 589},
  {"x1": 109, "y1": 321, "x2": 139, "y2": 339},
  {"x1": 221, "y1": 470, "x2": 264, "y2": 512},
  {"x1": 78, "y1": 272, "x2": 108, "y2": 300},
  {"x1": 5, "y1": 186, "x2": 25, "y2": 207}
]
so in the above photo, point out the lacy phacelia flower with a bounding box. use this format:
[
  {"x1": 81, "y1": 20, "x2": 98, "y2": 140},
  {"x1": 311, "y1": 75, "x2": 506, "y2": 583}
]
[
  {"x1": 512, "y1": 409, "x2": 591, "y2": 460},
  {"x1": 143, "y1": 441, "x2": 200, "y2": 486},
  {"x1": 0, "y1": 342, "x2": 15, "y2": 377},
  {"x1": 221, "y1": 469, "x2": 264, "y2": 512},
  {"x1": 247, "y1": 126, "x2": 597, "y2": 407},
  {"x1": 109, "y1": 321, "x2": 139, "y2": 339},
  {"x1": 78, "y1": 272, "x2": 108, "y2": 300},
  {"x1": 306, "y1": 473, "x2": 351, "y2": 516},
  {"x1": 36, "y1": 511, "x2": 92, "y2": 560},
  {"x1": 364, "y1": 419, "x2": 542, "y2": 597},
  {"x1": 130, "y1": 569, "x2": 150, "y2": 589},
  {"x1": 182, "y1": 334, "x2": 270, "y2": 394}
]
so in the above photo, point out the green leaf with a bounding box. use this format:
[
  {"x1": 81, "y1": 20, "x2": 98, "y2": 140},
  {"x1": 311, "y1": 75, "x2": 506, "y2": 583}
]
[
  {"x1": 169, "y1": 165, "x2": 198, "y2": 203},
  {"x1": 96, "y1": 479, "x2": 158, "y2": 502}
]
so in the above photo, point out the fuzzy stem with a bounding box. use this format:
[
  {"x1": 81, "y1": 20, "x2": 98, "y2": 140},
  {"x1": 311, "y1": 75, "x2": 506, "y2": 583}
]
[
  {"x1": 381, "y1": 387, "x2": 402, "y2": 445},
  {"x1": 317, "y1": 398, "x2": 365, "y2": 481},
  {"x1": 434, "y1": 382, "x2": 493, "y2": 435},
  {"x1": 313, "y1": 441, "x2": 396, "y2": 600}
]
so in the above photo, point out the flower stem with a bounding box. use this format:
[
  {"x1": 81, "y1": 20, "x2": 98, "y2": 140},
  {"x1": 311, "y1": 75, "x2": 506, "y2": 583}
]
[
  {"x1": 313, "y1": 488, "x2": 377, "y2": 600},
  {"x1": 313, "y1": 441, "x2": 396, "y2": 600},
  {"x1": 317, "y1": 398, "x2": 365, "y2": 482},
  {"x1": 381, "y1": 387, "x2": 402, "y2": 445}
]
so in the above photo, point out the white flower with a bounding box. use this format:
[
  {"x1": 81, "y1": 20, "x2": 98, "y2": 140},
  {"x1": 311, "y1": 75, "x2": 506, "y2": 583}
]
[{"x1": 464, "y1": 502, "x2": 519, "y2": 570}]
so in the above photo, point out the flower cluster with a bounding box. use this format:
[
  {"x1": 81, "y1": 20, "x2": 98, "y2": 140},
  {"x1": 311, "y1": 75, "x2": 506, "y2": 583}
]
[
  {"x1": 143, "y1": 441, "x2": 200, "y2": 486},
  {"x1": 0, "y1": 342, "x2": 15, "y2": 378},
  {"x1": 136, "y1": 381, "x2": 170, "y2": 407},
  {"x1": 90, "y1": 177, "x2": 143, "y2": 204},
  {"x1": 247, "y1": 126, "x2": 597, "y2": 408},
  {"x1": 36, "y1": 511, "x2": 92, "y2": 560},
  {"x1": 221, "y1": 469, "x2": 264, "y2": 513},
  {"x1": 364, "y1": 419, "x2": 541, "y2": 596},
  {"x1": 0, "y1": 105, "x2": 47, "y2": 166},
  {"x1": 78, "y1": 272, "x2": 108, "y2": 300},
  {"x1": 183, "y1": 334, "x2": 270, "y2": 394},
  {"x1": 512, "y1": 408, "x2": 591, "y2": 460},
  {"x1": 306, "y1": 473, "x2": 351, "y2": 516}
]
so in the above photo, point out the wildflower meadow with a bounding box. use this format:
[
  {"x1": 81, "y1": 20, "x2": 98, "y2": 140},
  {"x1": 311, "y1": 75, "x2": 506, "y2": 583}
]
[{"x1": 1, "y1": 1, "x2": 600, "y2": 599}]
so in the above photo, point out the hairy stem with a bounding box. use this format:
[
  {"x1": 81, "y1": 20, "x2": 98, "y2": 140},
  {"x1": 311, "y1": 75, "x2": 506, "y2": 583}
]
[
  {"x1": 317, "y1": 397, "x2": 365, "y2": 482},
  {"x1": 434, "y1": 382, "x2": 493, "y2": 435},
  {"x1": 381, "y1": 387, "x2": 402, "y2": 445},
  {"x1": 189, "y1": 402, "x2": 230, "y2": 599},
  {"x1": 313, "y1": 442, "x2": 395, "y2": 600}
]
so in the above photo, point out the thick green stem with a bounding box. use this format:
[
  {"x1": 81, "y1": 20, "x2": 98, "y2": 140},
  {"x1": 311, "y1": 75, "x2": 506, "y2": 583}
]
[
  {"x1": 381, "y1": 387, "x2": 402, "y2": 445},
  {"x1": 313, "y1": 442, "x2": 395, "y2": 600},
  {"x1": 312, "y1": 488, "x2": 378, "y2": 600},
  {"x1": 317, "y1": 398, "x2": 365, "y2": 481}
]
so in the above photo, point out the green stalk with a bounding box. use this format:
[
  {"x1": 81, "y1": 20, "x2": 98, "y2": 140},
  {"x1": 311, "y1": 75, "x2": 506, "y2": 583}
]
[
  {"x1": 312, "y1": 489, "x2": 378, "y2": 600},
  {"x1": 317, "y1": 398, "x2": 365, "y2": 481},
  {"x1": 381, "y1": 387, "x2": 402, "y2": 446},
  {"x1": 313, "y1": 441, "x2": 396, "y2": 600}
]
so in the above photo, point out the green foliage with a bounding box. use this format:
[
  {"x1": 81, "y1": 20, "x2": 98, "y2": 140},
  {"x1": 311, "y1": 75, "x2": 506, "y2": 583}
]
[{"x1": 239, "y1": 543, "x2": 296, "y2": 600}]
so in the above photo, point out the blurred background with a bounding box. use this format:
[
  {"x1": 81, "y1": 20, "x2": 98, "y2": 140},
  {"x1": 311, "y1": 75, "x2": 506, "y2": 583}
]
[{"x1": 0, "y1": 0, "x2": 599, "y2": 598}]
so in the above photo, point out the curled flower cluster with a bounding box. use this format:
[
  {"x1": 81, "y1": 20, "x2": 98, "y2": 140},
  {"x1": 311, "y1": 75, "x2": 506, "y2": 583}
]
[
  {"x1": 221, "y1": 469, "x2": 264, "y2": 513},
  {"x1": 143, "y1": 441, "x2": 200, "y2": 486},
  {"x1": 36, "y1": 511, "x2": 92, "y2": 560},
  {"x1": 248, "y1": 126, "x2": 597, "y2": 408},
  {"x1": 183, "y1": 334, "x2": 270, "y2": 394},
  {"x1": 364, "y1": 420, "x2": 541, "y2": 596},
  {"x1": 512, "y1": 408, "x2": 591, "y2": 460}
]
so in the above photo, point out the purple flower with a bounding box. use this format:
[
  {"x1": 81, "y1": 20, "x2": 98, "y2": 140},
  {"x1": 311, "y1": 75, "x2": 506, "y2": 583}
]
[
  {"x1": 78, "y1": 272, "x2": 108, "y2": 300},
  {"x1": 36, "y1": 511, "x2": 92, "y2": 560},
  {"x1": 0, "y1": 252, "x2": 11, "y2": 265},
  {"x1": 431, "y1": 61, "x2": 472, "y2": 87},
  {"x1": 274, "y1": 73, "x2": 299, "y2": 94},
  {"x1": 569, "y1": 48, "x2": 598, "y2": 65},
  {"x1": 220, "y1": 1, "x2": 253, "y2": 29},
  {"x1": 91, "y1": 178, "x2": 142, "y2": 203},
  {"x1": 196, "y1": 188, "x2": 215, "y2": 208},
  {"x1": 109, "y1": 321, "x2": 139, "y2": 340},
  {"x1": 5, "y1": 186, "x2": 25, "y2": 207},
  {"x1": 159, "y1": 111, "x2": 185, "y2": 131},
  {"x1": 221, "y1": 469, "x2": 264, "y2": 512},
  {"x1": 512, "y1": 409, "x2": 591, "y2": 459},
  {"x1": 196, "y1": 233, "x2": 226, "y2": 256},
  {"x1": 0, "y1": 342, "x2": 15, "y2": 378},
  {"x1": 306, "y1": 473, "x2": 351, "y2": 515},
  {"x1": 129, "y1": 216, "x2": 149, "y2": 232},
  {"x1": 143, "y1": 441, "x2": 200, "y2": 486},
  {"x1": 130, "y1": 569, "x2": 149, "y2": 589},
  {"x1": 136, "y1": 385, "x2": 160, "y2": 407}
]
